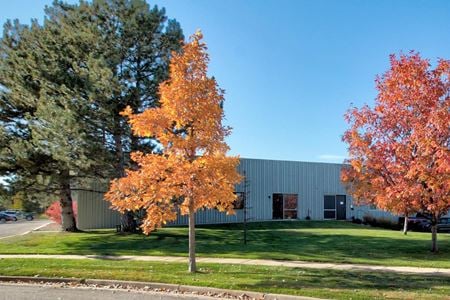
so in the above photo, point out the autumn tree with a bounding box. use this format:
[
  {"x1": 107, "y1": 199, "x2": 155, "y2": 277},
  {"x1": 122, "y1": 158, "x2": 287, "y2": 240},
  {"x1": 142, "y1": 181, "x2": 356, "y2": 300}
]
[
  {"x1": 106, "y1": 32, "x2": 242, "y2": 272},
  {"x1": 342, "y1": 52, "x2": 450, "y2": 252}
]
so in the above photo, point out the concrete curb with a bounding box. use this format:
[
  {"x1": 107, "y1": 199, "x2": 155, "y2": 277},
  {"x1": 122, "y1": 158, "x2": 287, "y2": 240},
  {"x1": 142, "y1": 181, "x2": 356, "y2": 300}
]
[
  {"x1": 0, "y1": 275, "x2": 322, "y2": 300},
  {"x1": 19, "y1": 221, "x2": 53, "y2": 237},
  {"x1": 30, "y1": 221, "x2": 53, "y2": 232}
]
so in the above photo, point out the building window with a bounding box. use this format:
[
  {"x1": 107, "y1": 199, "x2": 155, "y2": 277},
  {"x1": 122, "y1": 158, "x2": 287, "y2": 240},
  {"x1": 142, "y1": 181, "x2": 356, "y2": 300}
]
[
  {"x1": 283, "y1": 194, "x2": 298, "y2": 219},
  {"x1": 272, "y1": 193, "x2": 298, "y2": 220},
  {"x1": 233, "y1": 192, "x2": 245, "y2": 209},
  {"x1": 324, "y1": 195, "x2": 336, "y2": 219}
]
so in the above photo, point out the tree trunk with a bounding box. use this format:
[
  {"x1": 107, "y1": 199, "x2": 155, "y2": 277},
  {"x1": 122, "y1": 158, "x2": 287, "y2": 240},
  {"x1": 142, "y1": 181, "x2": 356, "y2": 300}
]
[
  {"x1": 113, "y1": 128, "x2": 135, "y2": 233},
  {"x1": 121, "y1": 211, "x2": 136, "y2": 233},
  {"x1": 431, "y1": 225, "x2": 438, "y2": 252},
  {"x1": 59, "y1": 169, "x2": 77, "y2": 232},
  {"x1": 403, "y1": 215, "x2": 408, "y2": 235},
  {"x1": 188, "y1": 202, "x2": 196, "y2": 273},
  {"x1": 113, "y1": 128, "x2": 125, "y2": 178},
  {"x1": 431, "y1": 214, "x2": 438, "y2": 253}
]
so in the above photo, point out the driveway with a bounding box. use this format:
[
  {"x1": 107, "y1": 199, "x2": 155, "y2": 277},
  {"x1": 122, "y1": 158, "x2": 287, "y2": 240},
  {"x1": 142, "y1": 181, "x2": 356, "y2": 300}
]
[
  {"x1": 0, "y1": 220, "x2": 51, "y2": 239},
  {"x1": 0, "y1": 283, "x2": 218, "y2": 300}
]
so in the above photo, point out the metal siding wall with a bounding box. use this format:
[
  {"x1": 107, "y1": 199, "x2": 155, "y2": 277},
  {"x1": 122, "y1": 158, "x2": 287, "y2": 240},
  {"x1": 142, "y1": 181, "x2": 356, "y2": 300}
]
[
  {"x1": 77, "y1": 181, "x2": 121, "y2": 230},
  {"x1": 78, "y1": 158, "x2": 409, "y2": 229},
  {"x1": 235, "y1": 158, "x2": 351, "y2": 222}
]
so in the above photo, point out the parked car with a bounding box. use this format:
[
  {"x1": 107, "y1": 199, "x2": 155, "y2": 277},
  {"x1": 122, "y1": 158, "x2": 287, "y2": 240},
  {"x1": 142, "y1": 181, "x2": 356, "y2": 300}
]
[
  {"x1": 423, "y1": 217, "x2": 450, "y2": 233},
  {"x1": 24, "y1": 213, "x2": 34, "y2": 221},
  {"x1": 0, "y1": 211, "x2": 18, "y2": 221},
  {"x1": 407, "y1": 213, "x2": 450, "y2": 233},
  {"x1": 0, "y1": 212, "x2": 16, "y2": 223},
  {"x1": 0, "y1": 210, "x2": 34, "y2": 221},
  {"x1": 406, "y1": 216, "x2": 430, "y2": 231}
]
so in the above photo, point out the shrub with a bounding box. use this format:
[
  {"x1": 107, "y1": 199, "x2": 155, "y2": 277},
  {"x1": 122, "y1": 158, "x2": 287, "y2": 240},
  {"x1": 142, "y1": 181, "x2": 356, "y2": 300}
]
[
  {"x1": 45, "y1": 200, "x2": 77, "y2": 224},
  {"x1": 351, "y1": 216, "x2": 362, "y2": 224},
  {"x1": 362, "y1": 214, "x2": 400, "y2": 230}
]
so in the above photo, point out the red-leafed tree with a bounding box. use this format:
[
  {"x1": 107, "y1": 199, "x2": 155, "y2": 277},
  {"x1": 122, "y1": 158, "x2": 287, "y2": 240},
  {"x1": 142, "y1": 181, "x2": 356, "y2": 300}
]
[
  {"x1": 342, "y1": 52, "x2": 450, "y2": 252},
  {"x1": 46, "y1": 200, "x2": 78, "y2": 225}
]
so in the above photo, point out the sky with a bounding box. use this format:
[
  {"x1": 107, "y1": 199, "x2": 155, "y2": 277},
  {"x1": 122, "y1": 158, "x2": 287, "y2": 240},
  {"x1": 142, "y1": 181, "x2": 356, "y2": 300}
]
[{"x1": 1, "y1": 0, "x2": 450, "y2": 164}]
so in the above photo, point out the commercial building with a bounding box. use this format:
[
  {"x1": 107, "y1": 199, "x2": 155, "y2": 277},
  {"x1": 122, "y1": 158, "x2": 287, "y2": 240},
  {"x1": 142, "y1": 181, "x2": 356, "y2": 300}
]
[{"x1": 76, "y1": 158, "x2": 395, "y2": 230}]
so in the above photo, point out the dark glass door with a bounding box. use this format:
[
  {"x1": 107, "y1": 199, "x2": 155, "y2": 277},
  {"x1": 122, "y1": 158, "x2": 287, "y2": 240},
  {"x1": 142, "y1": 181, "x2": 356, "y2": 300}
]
[
  {"x1": 336, "y1": 195, "x2": 347, "y2": 220},
  {"x1": 324, "y1": 195, "x2": 336, "y2": 219},
  {"x1": 272, "y1": 193, "x2": 283, "y2": 219}
]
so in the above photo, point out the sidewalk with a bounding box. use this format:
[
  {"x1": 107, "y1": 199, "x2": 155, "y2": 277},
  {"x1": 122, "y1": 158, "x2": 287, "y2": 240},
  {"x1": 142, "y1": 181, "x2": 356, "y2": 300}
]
[{"x1": 1, "y1": 254, "x2": 449, "y2": 277}]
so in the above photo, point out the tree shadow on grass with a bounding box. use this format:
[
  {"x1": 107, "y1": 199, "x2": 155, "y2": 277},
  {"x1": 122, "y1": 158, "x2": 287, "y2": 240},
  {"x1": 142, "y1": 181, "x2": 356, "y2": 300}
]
[
  {"x1": 58, "y1": 222, "x2": 450, "y2": 268},
  {"x1": 230, "y1": 268, "x2": 450, "y2": 297}
]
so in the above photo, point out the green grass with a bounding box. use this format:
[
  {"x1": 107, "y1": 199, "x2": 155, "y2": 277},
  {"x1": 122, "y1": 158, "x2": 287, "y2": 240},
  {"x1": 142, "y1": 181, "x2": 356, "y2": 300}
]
[
  {"x1": 1, "y1": 221, "x2": 449, "y2": 268},
  {"x1": 0, "y1": 258, "x2": 449, "y2": 300}
]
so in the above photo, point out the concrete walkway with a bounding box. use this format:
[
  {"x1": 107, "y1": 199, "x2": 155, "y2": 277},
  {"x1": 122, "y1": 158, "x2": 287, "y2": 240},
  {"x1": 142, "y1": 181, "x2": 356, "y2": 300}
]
[{"x1": 1, "y1": 254, "x2": 450, "y2": 277}]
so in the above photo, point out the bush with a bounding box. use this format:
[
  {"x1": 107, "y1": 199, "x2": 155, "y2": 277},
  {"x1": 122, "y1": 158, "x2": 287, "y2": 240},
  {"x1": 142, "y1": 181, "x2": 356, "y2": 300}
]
[
  {"x1": 45, "y1": 200, "x2": 77, "y2": 224},
  {"x1": 351, "y1": 216, "x2": 362, "y2": 224},
  {"x1": 362, "y1": 215, "x2": 400, "y2": 230}
]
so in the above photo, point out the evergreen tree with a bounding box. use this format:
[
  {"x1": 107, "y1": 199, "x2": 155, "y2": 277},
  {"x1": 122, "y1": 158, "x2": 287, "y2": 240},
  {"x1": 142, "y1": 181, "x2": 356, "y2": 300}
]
[
  {"x1": 0, "y1": 8, "x2": 113, "y2": 231},
  {"x1": 0, "y1": 0, "x2": 183, "y2": 231},
  {"x1": 62, "y1": 0, "x2": 184, "y2": 231}
]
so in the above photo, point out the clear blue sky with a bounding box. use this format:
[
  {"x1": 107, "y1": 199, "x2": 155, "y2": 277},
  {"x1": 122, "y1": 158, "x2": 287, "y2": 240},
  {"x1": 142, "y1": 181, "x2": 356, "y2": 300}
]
[{"x1": 1, "y1": 0, "x2": 450, "y2": 163}]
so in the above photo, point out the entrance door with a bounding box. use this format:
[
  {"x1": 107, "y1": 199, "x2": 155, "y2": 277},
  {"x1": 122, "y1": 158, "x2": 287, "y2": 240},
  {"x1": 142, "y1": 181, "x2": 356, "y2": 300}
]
[
  {"x1": 272, "y1": 193, "x2": 284, "y2": 219},
  {"x1": 336, "y1": 195, "x2": 347, "y2": 220}
]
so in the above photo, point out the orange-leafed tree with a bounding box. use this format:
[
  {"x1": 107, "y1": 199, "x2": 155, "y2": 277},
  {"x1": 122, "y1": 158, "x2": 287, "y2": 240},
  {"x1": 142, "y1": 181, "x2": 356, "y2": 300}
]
[
  {"x1": 105, "y1": 32, "x2": 242, "y2": 272},
  {"x1": 342, "y1": 52, "x2": 450, "y2": 252}
]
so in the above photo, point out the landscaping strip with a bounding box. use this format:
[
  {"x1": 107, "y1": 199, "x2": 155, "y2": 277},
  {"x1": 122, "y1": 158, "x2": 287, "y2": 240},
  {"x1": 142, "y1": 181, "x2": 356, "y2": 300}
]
[
  {"x1": 1, "y1": 254, "x2": 450, "y2": 277},
  {"x1": 1, "y1": 221, "x2": 449, "y2": 269}
]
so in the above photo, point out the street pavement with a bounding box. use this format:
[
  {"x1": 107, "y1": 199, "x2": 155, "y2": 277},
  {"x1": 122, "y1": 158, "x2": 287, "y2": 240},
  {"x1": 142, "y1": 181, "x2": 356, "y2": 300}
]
[
  {"x1": 0, "y1": 220, "x2": 51, "y2": 239},
  {"x1": 0, "y1": 283, "x2": 219, "y2": 300}
]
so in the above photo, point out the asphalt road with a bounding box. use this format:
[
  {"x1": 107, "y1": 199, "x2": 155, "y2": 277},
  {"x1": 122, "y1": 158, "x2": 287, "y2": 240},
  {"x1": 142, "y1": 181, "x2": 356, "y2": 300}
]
[
  {"x1": 0, "y1": 220, "x2": 51, "y2": 239},
  {"x1": 0, "y1": 284, "x2": 219, "y2": 300}
]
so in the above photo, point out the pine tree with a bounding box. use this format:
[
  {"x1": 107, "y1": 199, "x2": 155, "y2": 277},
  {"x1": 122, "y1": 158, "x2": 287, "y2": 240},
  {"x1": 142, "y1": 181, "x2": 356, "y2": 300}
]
[
  {"x1": 0, "y1": 1, "x2": 183, "y2": 231},
  {"x1": 0, "y1": 9, "x2": 113, "y2": 231},
  {"x1": 66, "y1": 0, "x2": 184, "y2": 231}
]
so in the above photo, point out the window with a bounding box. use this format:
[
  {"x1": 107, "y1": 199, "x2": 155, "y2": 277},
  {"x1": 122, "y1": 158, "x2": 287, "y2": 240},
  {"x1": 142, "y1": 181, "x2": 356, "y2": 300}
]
[
  {"x1": 233, "y1": 192, "x2": 245, "y2": 209},
  {"x1": 369, "y1": 204, "x2": 377, "y2": 210},
  {"x1": 283, "y1": 194, "x2": 298, "y2": 219},
  {"x1": 324, "y1": 210, "x2": 336, "y2": 219},
  {"x1": 272, "y1": 193, "x2": 298, "y2": 220},
  {"x1": 324, "y1": 196, "x2": 335, "y2": 209},
  {"x1": 324, "y1": 195, "x2": 336, "y2": 219}
]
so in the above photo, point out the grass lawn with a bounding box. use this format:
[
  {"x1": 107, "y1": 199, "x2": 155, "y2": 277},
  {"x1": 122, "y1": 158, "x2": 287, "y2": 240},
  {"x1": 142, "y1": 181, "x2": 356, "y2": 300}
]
[
  {"x1": 1, "y1": 221, "x2": 449, "y2": 268},
  {"x1": 0, "y1": 258, "x2": 449, "y2": 300}
]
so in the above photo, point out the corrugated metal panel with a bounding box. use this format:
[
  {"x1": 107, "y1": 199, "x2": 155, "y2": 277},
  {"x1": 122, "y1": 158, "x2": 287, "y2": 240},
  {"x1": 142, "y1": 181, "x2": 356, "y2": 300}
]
[
  {"x1": 77, "y1": 158, "x2": 407, "y2": 229},
  {"x1": 76, "y1": 180, "x2": 121, "y2": 230},
  {"x1": 161, "y1": 158, "x2": 356, "y2": 226}
]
